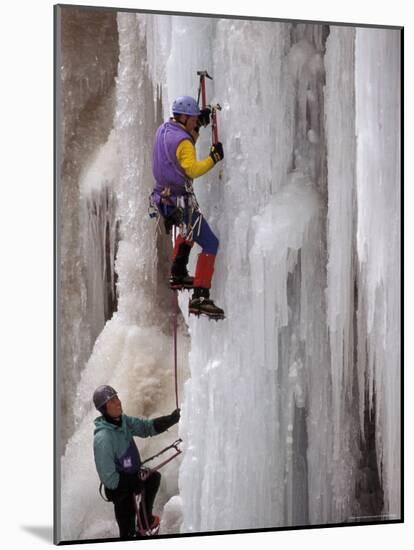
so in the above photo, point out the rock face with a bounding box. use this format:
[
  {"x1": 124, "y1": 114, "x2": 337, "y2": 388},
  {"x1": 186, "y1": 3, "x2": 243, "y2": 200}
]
[{"x1": 58, "y1": 7, "x2": 119, "y2": 448}]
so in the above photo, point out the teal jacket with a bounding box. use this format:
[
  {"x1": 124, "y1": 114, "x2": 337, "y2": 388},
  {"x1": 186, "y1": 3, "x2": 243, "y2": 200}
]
[{"x1": 93, "y1": 414, "x2": 158, "y2": 490}]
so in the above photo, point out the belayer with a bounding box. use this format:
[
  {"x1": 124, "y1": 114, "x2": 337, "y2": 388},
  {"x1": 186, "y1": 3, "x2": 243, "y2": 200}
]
[
  {"x1": 92, "y1": 385, "x2": 180, "y2": 538},
  {"x1": 151, "y1": 95, "x2": 225, "y2": 319}
]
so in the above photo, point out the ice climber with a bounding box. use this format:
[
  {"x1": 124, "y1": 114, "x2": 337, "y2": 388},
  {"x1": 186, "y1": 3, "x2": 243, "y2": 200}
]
[
  {"x1": 151, "y1": 95, "x2": 225, "y2": 319},
  {"x1": 92, "y1": 385, "x2": 180, "y2": 539}
]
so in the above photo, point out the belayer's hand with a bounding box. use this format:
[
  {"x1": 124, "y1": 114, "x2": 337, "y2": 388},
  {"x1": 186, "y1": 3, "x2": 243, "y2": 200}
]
[
  {"x1": 210, "y1": 142, "x2": 224, "y2": 164},
  {"x1": 170, "y1": 408, "x2": 181, "y2": 424},
  {"x1": 153, "y1": 408, "x2": 181, "y2": 433}
]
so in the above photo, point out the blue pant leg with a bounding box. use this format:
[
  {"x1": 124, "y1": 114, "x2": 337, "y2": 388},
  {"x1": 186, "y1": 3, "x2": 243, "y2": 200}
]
[{"x1": 187, "y1": 210, "x2": 219, "y2": 255}]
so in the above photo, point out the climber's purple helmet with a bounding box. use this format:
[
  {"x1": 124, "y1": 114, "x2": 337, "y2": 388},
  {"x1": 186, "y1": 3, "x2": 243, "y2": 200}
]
[{"x1": 172, "y1": 96, "x2": 201, "y2": 117}]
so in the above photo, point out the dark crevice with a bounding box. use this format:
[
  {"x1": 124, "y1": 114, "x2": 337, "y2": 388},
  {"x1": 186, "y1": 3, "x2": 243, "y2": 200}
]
[{"x1": 355, "y1": 384, "x2": 384, "y2": 519}]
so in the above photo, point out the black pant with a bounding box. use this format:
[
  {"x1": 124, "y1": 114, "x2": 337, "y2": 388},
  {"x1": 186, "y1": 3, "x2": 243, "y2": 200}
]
[{"x1": 108, "y1": 471, "x2": 162, "y2": 539}]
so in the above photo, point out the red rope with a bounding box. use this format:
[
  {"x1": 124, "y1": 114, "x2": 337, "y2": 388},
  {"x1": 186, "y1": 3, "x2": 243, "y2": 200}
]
[
  {"x1": 172, "y1": 228, "x2": 179, "y2": 410},
  {"x1": 173, "y1": 292, "x2": 179, "y2": 409}
]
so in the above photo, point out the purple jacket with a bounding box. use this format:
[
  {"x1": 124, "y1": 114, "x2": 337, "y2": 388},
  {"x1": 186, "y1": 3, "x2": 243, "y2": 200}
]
[{"x1": 152, "y1": 120, "x2": 194, "y2": 204}]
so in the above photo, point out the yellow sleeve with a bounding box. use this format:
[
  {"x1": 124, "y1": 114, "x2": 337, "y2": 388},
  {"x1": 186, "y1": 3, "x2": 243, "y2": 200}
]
[{"x1": 176, "y1": 139, "x2": 214, "y2": 179}]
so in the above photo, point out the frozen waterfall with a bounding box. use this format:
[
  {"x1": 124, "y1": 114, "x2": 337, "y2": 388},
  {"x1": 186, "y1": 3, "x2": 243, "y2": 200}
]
[{"x1": 57, "y1": 8, "x2": 400, "y2": 542}]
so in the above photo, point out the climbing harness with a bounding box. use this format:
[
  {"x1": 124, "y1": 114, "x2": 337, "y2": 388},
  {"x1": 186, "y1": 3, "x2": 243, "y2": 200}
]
[
  {"x1": 98, "y1": 439, "x2": 183, "y2": 499},
  {"x1": 149, "y1": 184, "x2": 203, "y2": 242}
]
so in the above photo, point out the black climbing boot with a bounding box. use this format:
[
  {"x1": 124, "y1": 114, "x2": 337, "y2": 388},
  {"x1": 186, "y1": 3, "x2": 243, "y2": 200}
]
[
  {"x1": 189, "y1": 288, "x2": 225, "y2": 319},
  {"x1": 170, "y1": 242, "x2": 194, "y2": 290},
  {"x1": 169, "y1": 272, "x2": 194, "y2": 289}
]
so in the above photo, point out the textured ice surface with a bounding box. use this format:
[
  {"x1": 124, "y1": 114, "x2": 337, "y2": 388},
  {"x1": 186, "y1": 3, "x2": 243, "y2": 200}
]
[{"x1": 355, "y1": 28, "x2": 401, "y2": 518}]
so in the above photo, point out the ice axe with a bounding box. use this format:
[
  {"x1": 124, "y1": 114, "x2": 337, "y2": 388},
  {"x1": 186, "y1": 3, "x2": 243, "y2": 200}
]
[
  {"x1": 197, "y1": 70, "x2": 221, "y2": 145},
  {"x1": 197, "y1": 70, "x2": 212, "y2": 111}
]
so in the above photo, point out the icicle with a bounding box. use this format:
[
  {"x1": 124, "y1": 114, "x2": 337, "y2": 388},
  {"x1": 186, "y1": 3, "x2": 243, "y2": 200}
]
[{"x1": 79, "y1": 131, "x2": 120, "y2": 346}]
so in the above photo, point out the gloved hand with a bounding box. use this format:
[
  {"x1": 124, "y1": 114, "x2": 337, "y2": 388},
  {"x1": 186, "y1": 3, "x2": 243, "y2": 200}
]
[
  {"x1": 153, "y1": 409, "x2": 181, "y2": 434},
  {"x1": 209, "y1": 142, "x2": 224, "y2": 164},
  {"x1": 170, "y1": 408, "x2": 181, "y2": 423},
  {"x1": 198, "y1": 107, "x2": 211, "y2": 127}
]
